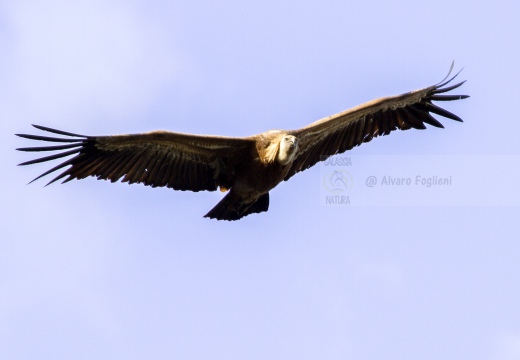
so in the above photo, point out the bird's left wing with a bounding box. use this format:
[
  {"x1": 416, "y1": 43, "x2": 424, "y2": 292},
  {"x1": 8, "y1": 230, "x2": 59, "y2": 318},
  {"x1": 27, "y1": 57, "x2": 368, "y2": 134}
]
[
  {"x1": 16, "y1": 125, "x2": 254, "y2": 192},
  {"x1": 284, "y1": 69, "x2": 468, "y2": 181}
]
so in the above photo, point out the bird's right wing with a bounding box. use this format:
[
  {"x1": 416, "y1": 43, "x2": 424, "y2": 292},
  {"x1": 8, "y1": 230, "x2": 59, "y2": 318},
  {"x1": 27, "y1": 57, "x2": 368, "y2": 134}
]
[{"x1": 16, "y1": 125, "x2": 254, "y2": 192}]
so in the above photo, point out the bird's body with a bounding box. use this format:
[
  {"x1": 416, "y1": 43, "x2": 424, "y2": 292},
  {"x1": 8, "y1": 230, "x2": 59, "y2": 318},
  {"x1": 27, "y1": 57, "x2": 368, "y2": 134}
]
[
  {"x1": 17, "y1": 66, "x2": 469, "y2": 220},
  {"x1": 206, "y1": 131, "x2": 299, "y2": 220}
]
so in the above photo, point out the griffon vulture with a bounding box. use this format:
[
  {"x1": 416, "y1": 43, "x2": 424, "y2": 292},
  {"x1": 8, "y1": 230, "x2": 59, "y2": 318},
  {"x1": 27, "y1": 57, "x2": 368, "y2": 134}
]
[{"x1": 16, "y1": 67, "x2": 468, "y2": 220}]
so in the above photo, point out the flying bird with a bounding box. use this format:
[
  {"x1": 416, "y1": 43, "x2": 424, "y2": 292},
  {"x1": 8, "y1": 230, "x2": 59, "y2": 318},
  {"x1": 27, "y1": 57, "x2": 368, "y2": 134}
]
[{"x1": 17, "y1": 66, "x2": 468, "y2": 221}]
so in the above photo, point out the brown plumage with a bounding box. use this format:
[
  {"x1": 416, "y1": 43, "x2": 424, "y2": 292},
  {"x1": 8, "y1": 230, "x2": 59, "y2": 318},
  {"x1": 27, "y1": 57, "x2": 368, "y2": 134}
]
[{"x1": 16, "y1": 67, "x2": 468, "y2": 220}]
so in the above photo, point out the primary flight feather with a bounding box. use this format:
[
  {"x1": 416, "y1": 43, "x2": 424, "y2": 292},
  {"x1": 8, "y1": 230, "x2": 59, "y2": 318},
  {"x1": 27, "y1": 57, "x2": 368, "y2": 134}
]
[{"x1": 17, "y1": 66, "x2": 469, "y2": 220}]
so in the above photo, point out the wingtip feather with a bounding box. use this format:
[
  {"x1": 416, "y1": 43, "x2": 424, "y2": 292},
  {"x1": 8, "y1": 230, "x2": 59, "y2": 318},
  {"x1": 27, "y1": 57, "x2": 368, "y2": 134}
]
[{"x1": 31, "y1": 124, "x2": 88, "y2": 138}]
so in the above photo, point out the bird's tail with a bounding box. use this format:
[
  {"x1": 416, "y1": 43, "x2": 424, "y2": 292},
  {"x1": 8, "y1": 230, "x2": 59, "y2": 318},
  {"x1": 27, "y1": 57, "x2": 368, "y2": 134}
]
[{"x1": 204, "y1": 191, "x2": 269, "y2": 221}]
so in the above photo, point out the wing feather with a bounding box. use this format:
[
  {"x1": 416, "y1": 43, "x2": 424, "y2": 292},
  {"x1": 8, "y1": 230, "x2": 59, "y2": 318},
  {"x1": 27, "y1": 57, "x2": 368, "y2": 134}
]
[
  {"x1": 284, "y1": 70, "x2": 469, "y2": 180},
  {"x1": 17, "y1": 126, "x2": 253, "y2": 192}
]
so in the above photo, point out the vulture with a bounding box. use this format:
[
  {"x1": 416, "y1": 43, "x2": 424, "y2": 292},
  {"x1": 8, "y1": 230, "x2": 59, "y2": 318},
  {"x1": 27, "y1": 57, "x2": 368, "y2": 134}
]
[{"x1": 17, "y1": 66, "x2": 468, "y2": 221}]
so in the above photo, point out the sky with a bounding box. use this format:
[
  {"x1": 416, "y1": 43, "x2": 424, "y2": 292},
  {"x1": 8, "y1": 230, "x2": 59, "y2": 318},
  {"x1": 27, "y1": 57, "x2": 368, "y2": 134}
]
[{"x1": 1, "y1": 0, "x2": 520, "y2": 359}]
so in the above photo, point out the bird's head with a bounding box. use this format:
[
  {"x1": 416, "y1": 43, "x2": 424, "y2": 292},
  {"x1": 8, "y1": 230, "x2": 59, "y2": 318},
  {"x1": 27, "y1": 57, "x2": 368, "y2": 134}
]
[{"x1": 277, "y1": 135, "x2": 298, "y2": 165}]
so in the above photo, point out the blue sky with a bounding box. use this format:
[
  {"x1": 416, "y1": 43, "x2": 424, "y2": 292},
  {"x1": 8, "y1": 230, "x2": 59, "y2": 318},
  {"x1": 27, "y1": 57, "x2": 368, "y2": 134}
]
[{"x1": 1, "y1": 0, "x2": 519, "y2": 359}]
